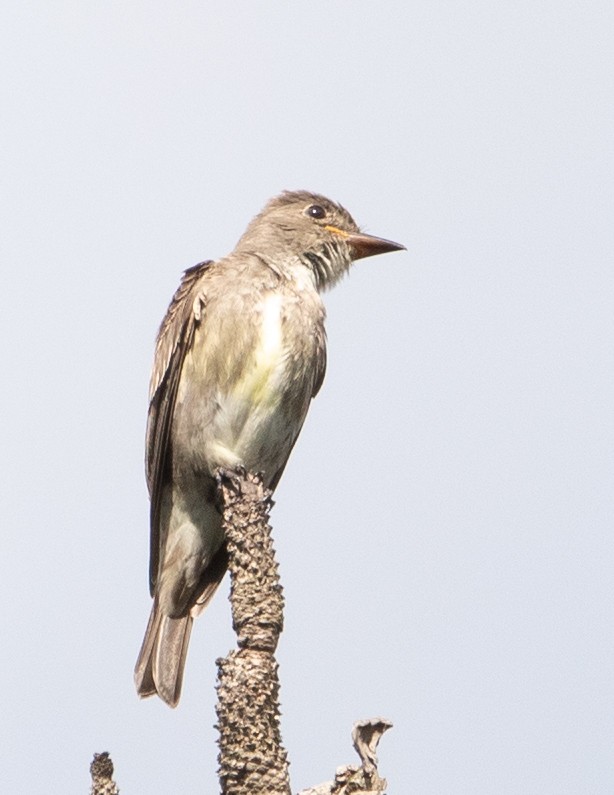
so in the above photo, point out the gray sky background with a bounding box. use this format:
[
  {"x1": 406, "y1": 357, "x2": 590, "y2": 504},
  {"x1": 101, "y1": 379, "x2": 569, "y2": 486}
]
[{"x1": 2, "y1": 2, "x2": 613, "y2": 792}]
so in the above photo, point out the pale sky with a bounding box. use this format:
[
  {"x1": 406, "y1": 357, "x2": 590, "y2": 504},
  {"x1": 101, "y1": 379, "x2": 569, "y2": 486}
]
[{"x1": 2, "y1": 2, "x2": 613, "y2": 793}]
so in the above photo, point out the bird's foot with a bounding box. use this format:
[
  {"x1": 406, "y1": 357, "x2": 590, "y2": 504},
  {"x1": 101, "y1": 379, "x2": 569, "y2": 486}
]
[{"x1": 215, "y1": 465, "x2": 247, "y2": 491}]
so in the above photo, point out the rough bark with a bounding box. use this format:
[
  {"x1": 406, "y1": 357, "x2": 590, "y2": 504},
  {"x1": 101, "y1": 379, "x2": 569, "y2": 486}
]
[{"x1": 216, "y1": 469, "x2": 291, "y2": 795}]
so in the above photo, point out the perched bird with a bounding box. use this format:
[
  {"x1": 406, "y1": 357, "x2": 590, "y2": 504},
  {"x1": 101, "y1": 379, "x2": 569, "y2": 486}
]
[{"x1": 135, "y1": 191, "x2": 404, "y2": 706}]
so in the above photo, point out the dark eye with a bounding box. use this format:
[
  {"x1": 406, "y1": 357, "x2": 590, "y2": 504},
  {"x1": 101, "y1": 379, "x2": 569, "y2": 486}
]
[{"x1": 306, "y1": 204, "x2": 326, "y2": 219}]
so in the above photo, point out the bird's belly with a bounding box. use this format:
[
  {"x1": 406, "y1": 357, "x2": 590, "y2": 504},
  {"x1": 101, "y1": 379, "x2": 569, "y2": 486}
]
[{"x1": 207, "y1": 390, "x2": 294, "y2": 478}]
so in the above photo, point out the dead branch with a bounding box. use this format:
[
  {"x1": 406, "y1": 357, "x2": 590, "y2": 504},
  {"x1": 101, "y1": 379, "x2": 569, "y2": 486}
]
[
  {"x1": 298, "y1": 718, "x2": 392, "y2": 795},
  {"x1": 216, "y1": 469, "x2": 290, "y2": 795},
  {"x1": 89, "y1": 752, "x2": 119, "y2": 795}
]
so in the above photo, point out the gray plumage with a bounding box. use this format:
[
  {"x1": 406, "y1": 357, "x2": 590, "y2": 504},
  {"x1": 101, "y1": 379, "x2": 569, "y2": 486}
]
[{"x1": 135, "y1": 191, "x2": 404, "y2": 706}]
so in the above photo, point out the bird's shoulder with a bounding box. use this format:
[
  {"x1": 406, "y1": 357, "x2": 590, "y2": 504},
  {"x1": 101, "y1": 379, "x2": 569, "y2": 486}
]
[
  {"x1": 149, "y1": 260, "x2": 213, "y2": 402},
  {"x1": 148, "y1": 256, "x2": 281, "y2": 395},
  {"x1": 199, "y1": 254, "x2": 326, "y2": 321}
]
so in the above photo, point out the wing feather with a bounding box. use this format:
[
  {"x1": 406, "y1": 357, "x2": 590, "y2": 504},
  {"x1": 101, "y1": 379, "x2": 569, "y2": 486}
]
[{"x1": 145, "y1": 261, "x2": 213, "y2": 594}]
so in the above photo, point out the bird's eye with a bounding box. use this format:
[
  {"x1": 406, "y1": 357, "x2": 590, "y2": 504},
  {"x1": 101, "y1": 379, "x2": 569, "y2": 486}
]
[{"x1": 306, "y1": 204, "x2": 326, "y2": 219}]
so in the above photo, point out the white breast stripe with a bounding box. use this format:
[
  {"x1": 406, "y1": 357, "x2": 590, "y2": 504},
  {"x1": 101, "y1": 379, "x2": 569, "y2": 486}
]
[{"x1": 259, "y1": 293, "x2": 283, "y2": 366}]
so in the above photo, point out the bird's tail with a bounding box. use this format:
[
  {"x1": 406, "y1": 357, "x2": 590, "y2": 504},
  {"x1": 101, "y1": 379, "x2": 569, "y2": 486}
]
[
  {"x1": 135, "y1": 545, "x2": 229, "y2": 706},
  {"x1": 134, "y1": 602, "x2": 193, "y2": 708}
]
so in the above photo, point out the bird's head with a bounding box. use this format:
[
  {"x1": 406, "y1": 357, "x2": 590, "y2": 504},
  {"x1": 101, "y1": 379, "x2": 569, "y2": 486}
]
[{"x1": 234, "y1": 190, "x2": 405, "y2": 290}]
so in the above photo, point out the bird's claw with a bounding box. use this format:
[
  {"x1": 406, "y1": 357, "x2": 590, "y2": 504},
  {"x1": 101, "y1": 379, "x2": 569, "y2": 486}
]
[{"x1": 215, "y1": 465, "x2": 247, "y2": 490}]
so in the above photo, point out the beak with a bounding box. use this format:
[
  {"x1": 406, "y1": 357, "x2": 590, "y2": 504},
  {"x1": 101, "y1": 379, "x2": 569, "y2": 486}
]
[
  {"x1": 326, "y1": 225, "x2": 405, "y2": 261},
  {"x1": 346, "y1": 231, "x2": 406, "y2": 260}
]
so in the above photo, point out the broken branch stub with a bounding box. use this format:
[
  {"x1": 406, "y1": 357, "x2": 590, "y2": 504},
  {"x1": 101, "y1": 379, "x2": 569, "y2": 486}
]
[
  {"x1": 89, "y1": 752, "x2": 119, "y2": 795},
  {"x1": 299, "y1": 718, "x2": 393, "y2": 795}
]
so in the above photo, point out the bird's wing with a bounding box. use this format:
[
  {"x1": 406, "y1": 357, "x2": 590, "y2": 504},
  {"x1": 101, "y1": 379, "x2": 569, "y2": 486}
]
[
  {"x1": 145, "y1": 260, "x2": 213, "y2": 594},
  {"x1": 311, "y1": 331, "x2": 327, "y2": 398}
]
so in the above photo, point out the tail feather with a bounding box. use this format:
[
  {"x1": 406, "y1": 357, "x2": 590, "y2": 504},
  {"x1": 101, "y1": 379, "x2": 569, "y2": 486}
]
[
  {"x1": 152, "y1": 612, "x2": 193, "y2": 708},
  {"x1": 135, "y1": 544, "x2": 230, "y2": 706},
  {"x1": 134, "y1": 603, "x2": 193, "y2": 708},
  {"x1": 134, "y1": 603, "x2": 160, "y2": 699}
]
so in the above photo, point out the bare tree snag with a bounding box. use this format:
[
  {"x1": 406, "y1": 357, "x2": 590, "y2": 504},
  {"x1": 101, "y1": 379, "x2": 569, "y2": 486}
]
[
  {"x1": 216, "y1": 469, "x2": 291, "y2": 795},
  {"x1": 88, "y1": 476, "x2": 392, "y2": 793},
  {"x1": 89, "y1": 752, "x2": 119, "y2": 795},
  {"x1": 298, "y1": 718, "x2": 393, "y2": 795}
]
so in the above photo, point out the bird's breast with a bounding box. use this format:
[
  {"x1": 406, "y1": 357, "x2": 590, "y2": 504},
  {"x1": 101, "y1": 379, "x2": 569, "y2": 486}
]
[
  {"x1": 176, "y1": 280, "x2": 324, "y2": 478},
  {"x1": 235, "y1": 292, "x2": 286, "y2": 408}
]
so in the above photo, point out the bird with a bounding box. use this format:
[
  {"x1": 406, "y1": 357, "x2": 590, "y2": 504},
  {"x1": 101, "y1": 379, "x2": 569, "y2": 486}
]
[{"x1": 135, "y1": 190, "x2": 405, "y2": 706}]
